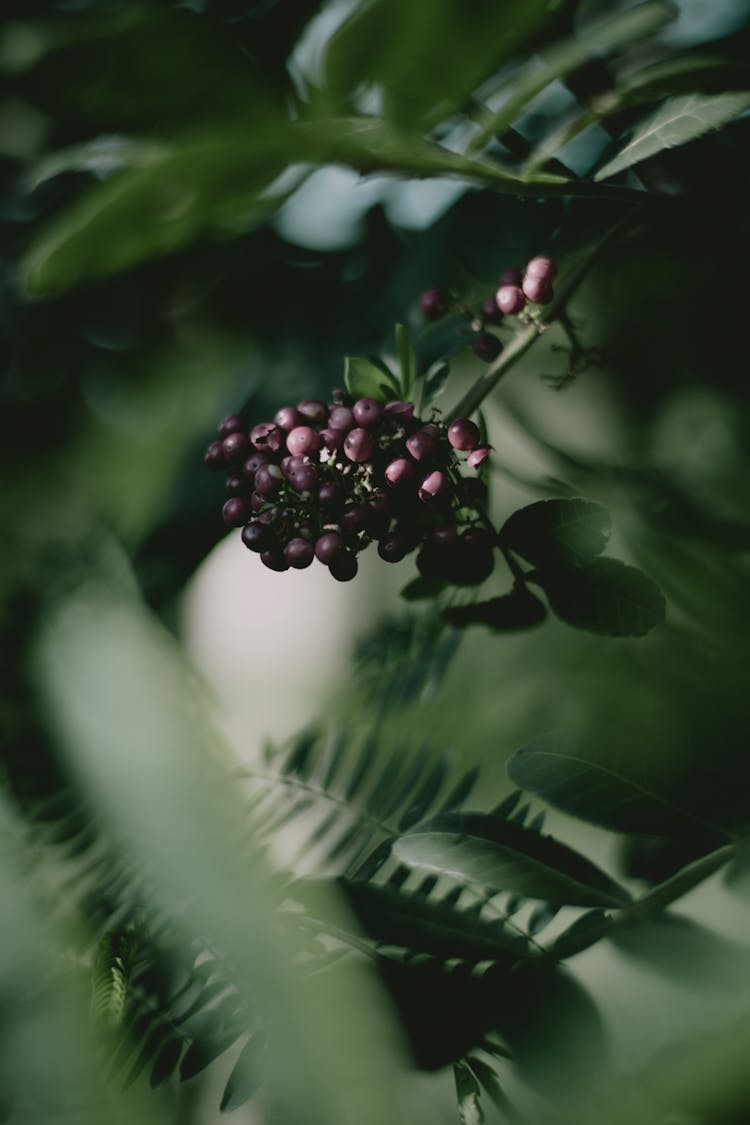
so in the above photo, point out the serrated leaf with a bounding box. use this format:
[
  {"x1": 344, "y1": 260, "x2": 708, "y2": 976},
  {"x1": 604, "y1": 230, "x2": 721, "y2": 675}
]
[
  {"x1": 454, "y1": 1060, "x2": 484, "y2": 1125},
  {"x1": 220, "y1": 1034, "x2": 265, "y2": 1113},
  {"x1": 508, "y1": 731, "x2": 710, "y2": 836},
  {"x1": 393, "y1": 812, "x2": 631, "y2": 907},
  {"x1": 442, "y1": 586, "x2": 547, "y2": 631},
  {"x1": 534, "y1": 557, "x2": 665, "y2": 636},
  {"x1": 400, "y1": 576, "x2": 448, "y2": 602},
  {"x1": 469, "y1": 0, "x2": 676, "y2": 153},
  {"x1": 500, "y1": 499, "x2": 611, "y2": 569},
  {"x1": 343, "y1": 356, "x2": 393, "y2": 402},
  {"x1": 595, "y1": 90, "x2": 750, "y2": 180}
]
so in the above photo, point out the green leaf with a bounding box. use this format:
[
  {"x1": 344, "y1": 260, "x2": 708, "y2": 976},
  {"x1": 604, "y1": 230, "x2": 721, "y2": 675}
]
[
  {"x1": 393, "y1": 812, "x2": 632, "y2": 907},
  {"x1": 220, "y1": 1034, "x2": 265, "y2": 1113},
  {"x1": 333, "y1": 879, "x2": 530, "y2": 962},
  {"x1": 442, "y1": 586, "x2": 547, "y2": 631},
  {"x1": 468, "y1": 0, "x2": 676, "y2": 153},
  {"x1": 524, "y1": 54, "x2": 750, "y2": 175},
  {"x1": 500, "y1": 498, "x2": 611, "y2": 569},
  {"x1": 343, "y1": 356, "x2": 394, "y2": 402},
  {"x1": 422, "y1": 360, "x2": 452, "y2": 407},
  {"x1": 595, "y1": 90, "x2": 750, "y2": 180},
  {"x1": 508, "y1": 732, "x2": 713, "y2": 837},
  {"x1": 400, "y1": 576, "x2": 448, "y2": 602},
  {"x1": 323, "y1": 0, "x2": 554, "y2": 131},
  {"x1": 453, "y1": 1061, "x2": 484, "y2": 1125},
  {"x1": 395, "y1": 323, "x2": 415, "y2": 402},
  {"x1": 533, "y1": 557, "x2": 665, "y2": 636}
]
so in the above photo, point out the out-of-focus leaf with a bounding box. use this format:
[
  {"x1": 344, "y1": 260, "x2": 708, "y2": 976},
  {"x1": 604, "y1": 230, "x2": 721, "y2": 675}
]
[
  {"x1": 220, "y1": 1034, "x2": 266, "y2": 1113},
  {"x1": 468, "y1": 0, "x2": 676, "y2": 153},
  {"x1": 323, "y1": 0, "x2": 554, "y2": 130},
  {"x1": 453, "y1": 1060, "x2": 484, "y2": 1125},
  {"x1": 400, "y1": 576, "x2": 448, "y2": 602},
  {"x1": 595, "y1": 91, "x2": 750, "y2": 180},
  {"x1": 393, "y1": 812, "x2": 632, "y2": 907},
  {"x1": 534, "y1": 558, "x2": 665, "y2": 636},
  {"x1": 344, "y1": 356, "x2": 394, "y2": 401},
  {"x1": 500, "y1": 498, "x2": 611, "y2": 569},
  {"x1": 395, "y1": 323, "x2": 415, "y2": 402}
]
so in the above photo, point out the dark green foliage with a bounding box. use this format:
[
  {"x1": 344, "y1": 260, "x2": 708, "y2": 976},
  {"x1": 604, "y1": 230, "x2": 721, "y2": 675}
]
[
  {"x1": 531, "y1": 557, "x2": 666, "y2": 636},
  {"x1": 500, "y1": 499, "x2": 612, "y2": 570},
  {"x1": 442, "y1": 586, "x2": 548, "y2": 631}
]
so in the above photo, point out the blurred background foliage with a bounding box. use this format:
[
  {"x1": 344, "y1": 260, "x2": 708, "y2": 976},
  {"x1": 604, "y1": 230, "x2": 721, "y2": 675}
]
[{"x1": 1, "y1": 0, "x2": 750, "y2": 1122}]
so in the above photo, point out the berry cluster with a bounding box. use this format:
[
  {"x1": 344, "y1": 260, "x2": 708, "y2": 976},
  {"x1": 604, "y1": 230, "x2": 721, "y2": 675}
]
[
  {"x1": 204, "y1": 396, "x2": 495, "y2": 583},
  {"x1": 420, "y1": 255, "x2": 557, "y2": 364}
]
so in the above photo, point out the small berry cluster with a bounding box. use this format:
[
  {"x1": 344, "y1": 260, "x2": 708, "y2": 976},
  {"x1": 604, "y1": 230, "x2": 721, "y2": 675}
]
[
  {"x1": 204, "y1": 396, "x2": 495, "y2": 583},
  {"x1": 420, "y1": 255, "x2": 557, "y2": 364}
]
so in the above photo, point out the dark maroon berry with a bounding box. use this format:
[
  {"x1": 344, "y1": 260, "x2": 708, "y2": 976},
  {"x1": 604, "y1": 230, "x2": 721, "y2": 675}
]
[
  {"x1": 447, "y1": 418, "x2": 481, "y2": 451},
  {"x1": 344, "y1": 427, "x2": 374, "y2": 463},
  {"x1": 284, "y1": 537, "x2": 314, "y2": 569},
  {"x1": 384, "y1": 400, "x2": 415, "y2": 420},
  {"x1": 418, "y1": 470, "x2": 449, "y2": 503},
  {"x1": 287, "y1": 462, "x2": 318, "y2": 493},
  {"x1": 315, "y1": 532, "x2": 344, "y2": 564},
  {"x1": 275, "y1": 405, "x2": 303, "y2": 431},
  {"x1": 328, "y1": 405, "x2": 354, "y2": 431},
  {"x1": 367, "y1": 491, "x2": 391, "y2": 534},
  {"x1": 318, "y1": 481, "x2": 344, "y2": 511},
  {"x1": 250, "y1": 491, "x2": 265, "y2": 512},
  {"x1": 452, "y1": 528, "x2": 495, "y2": 586},
  {"x1": 329, "y1": 551, "x2": 358, "y2": 582},
  {"x1": 498, "y1": 267, "x2": 523, "y2": 287},
  {"x1": 416, "y1": 544, "x2": 444, "y2": 579},
  {"x1": 462, "y1": 527, "x2": 494, "y2": 550},
  {"x1": 420, "y1": 287, "x2": 448, "y2": 321},
  {"x1": 458, "y1": 477, "x2": 488, "y2": 507},
  {"x1": 225, "y1": 475, "x2": 246, "y2": 496},
  {"x1": 218, "y1": 413, "x2": 244, "y2": 438},
  {"x1": 320, "y1": 427, "x2": 345, "y2": 450},
  {"x1": 521, "y1": 275, "x2": 553, "y2": 305},
  {"x1": 222, "y1": 497, "x2": 249, "y2": 527},
  {"x1": 297, "y1": 398, "x2": 327, "y2": 424},
  {"x1": 496, "y1": 285, "x2": 526, "y2": 315},
  {"x1": 222, "y1": 431, "x2": 249, "y2": 464},
  {"x1": 204, "y1": 440, "x2": 226, "y2": 471},
  {"x1": 287, "y1": 426, "x2": 320, "y2": 457},
  {"x1": 480, "y1": 295, "x2": 504, "y2": 324},
  {"x1": 341, "y1": 504, "x2": 369, "y2": 533},
  {"x1": 468, "y1": 446, "x2": 490, "y2": 469},
  {"x1": 352, "y1": 397, "x2": 383, "y2": 428},
  {"x1": 242, "y1": 450, "x2": 270, "y2": 478},
  {"x1": 241, "y1": 522, "x2": 272, "y2": 552},
  {"x1": 431, "y1": 525, "x2": 458, "y2": 548},
  {"x1": 472, "y1": 332, "x2": 503, "y2": 363},
  {"x1": 254, "y1": 463, "x2": 284, "y2": 498},
  {"x1": 250, "y1": 422, "x2": 283, "y2": 452},
  {"x1": 378, "y1": 535, "x2": 409, "y2": 563},
  {"x1": 406, "y1": 426, "x2": 438, "y2": 462},
  {"x1": 261, "y1": 550, "x2": 289, "y2": 572},
  {"x1": 385, "y1": 457, "x2": 416, "y2": 488},
  {"x1": 525, "y1": 256, "x2": 557, "y2": 282}
]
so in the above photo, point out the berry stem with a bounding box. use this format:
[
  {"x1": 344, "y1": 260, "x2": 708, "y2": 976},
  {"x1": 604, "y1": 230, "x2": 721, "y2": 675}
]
[{"x1": 446, "y1": 212, "x2": 634, "y2": 421}]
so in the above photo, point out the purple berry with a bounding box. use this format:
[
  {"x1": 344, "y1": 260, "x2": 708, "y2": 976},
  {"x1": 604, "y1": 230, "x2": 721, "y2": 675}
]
[
  {"x1": 320, "y1": 427, "x2": 345, "y2": 450},
  {"x1": 222, "y1": 497, "x2": 249, "y2": 527},
  {"x1": 467, "y1": 446, "x2": 491, "y2": 469},
  {"x1": 315, "y1": 532, "x2": 344, "y2": 564},
  {"x1": 472, "y1": 332, "x2": 503, "y2": 363},
  {"x1": 222, "y1": 431, "x2": 249, "y2": 464},
  {"x1": 458, "y1": 477, "x2": 488, "y2": 506},
  {"x1": 287, "y1": 462, "x2": 318, "y2": 493},
  {"x1": 406, "y1": 426, "x2": 438, "y2": 462},
  {"x1": 420, "y1": 287, "x2": 448, "y2": 321},
  {"x1": 225, "y1": 475, "x2": 246, "y2": 496},
  {"x1": 284, "y1": 537, "x2": 314, "y2": 569},
  {"x1": 329, "y1": 551, "x2": 358, "y2": 582},
  {"x1": 385, "y1": 457, "x2": 416, "y2": 488},
  {"x1": 297, "y1": 398, "x2": 327, "y2": 424},
  {"x1": 378, "y1": 535, "x2": 410, "y2": 563},
  {"x1": 254, "y1": 463, "x2": 284, "y2": 498},
  {"x1": 447, "y1": 418, "x2": 480, "y2": 452},
  {"x1": 251, "y1": 422, "x2": 283, "y2": 452},
  {"x1": 204, "y1": 440, "x2": 226, "y2": 471},
  {"x1": 261, "y1": 551, "x2": 289, "y2": 572},
  {"x1": 431, "y1": 525, "x2": 458, "y2": 548},
  {"x1": 328, "y1": 406, "x2": 354, "y2": 431},
  {"x1": 286, "y1": 426, "x2": 320, "y2": 457},
  {"x1": 275, "y1": 405, "x2": 303, "y2": 431},
  {"x1": 341, "y1": 504, "x2": 369, "y2": 533},
  {"x1": 352, "y1": 397, "x2": 383, "y2": 428},
  {"x1": 480, "y1": 295, "x2": 504, "y2": 324},
  {"x1": 218, "y1": 413, "x2": 244, "y2": 438},
  {"x1": 496, "y1": 285, "x2": 526, "y2": 315},
  {"x1": 344, "y1": 428, "x2": 374, "y2": 463},
  {"x1": 242, "y1": 450, "x2": 270, "y2": 478},
  {"x1": 384, "y1": 400, "x2": 415, "y2": 420},
  {"x1": 525, "y1": 256, "x2": 557, "y2": 282},
  {"x1": 521, "y1": 275, "x2": 553, "y2": 305},
  {"x1": 241, "y1": 522, "x2": 272, "y2": 552},
  {"x1": 498, "y1": 267, "x2": 523, "y2": 287},
  {"x1": 418, "y1": 470, "x2": 449, "y2": 503},
  {"x1": 250, "y1": 491, "x2": 265, "y2": 512},
  {"x1": 318, "y1": 481, "x2": 344, "y2": 510}
]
